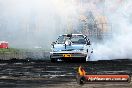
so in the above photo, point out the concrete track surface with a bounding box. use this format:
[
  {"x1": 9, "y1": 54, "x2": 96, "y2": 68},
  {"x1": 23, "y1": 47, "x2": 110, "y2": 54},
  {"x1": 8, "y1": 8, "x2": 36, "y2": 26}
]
[{"x1": 0, "y1": 59, "x2": 132, "y2": 88}]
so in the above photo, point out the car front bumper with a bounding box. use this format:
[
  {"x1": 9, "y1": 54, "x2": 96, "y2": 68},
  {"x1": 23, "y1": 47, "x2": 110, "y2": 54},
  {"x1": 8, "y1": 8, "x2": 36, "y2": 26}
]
[{"x1": 50, "y1": 51, "x2": 87, "y2": 59}]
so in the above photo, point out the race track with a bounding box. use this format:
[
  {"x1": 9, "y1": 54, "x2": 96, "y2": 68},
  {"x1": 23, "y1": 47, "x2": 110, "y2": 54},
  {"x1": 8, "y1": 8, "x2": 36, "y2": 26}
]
[{"x1": 0, "y1": 59, "x2": 132, "y2": 88}]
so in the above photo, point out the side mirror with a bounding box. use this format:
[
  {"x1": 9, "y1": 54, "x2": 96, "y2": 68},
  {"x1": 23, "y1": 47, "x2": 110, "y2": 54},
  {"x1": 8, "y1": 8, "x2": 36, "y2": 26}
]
[
  {"x1": 87, "y1": 41, "x2": 91, "y2": 45},
  {"x1": 51, "y1": 42, "x2": 56, "y2": 48},
  {"x1": 52, "y1": 42, "x2": 56, "y2": 44},
  {"x1": 86, "y1": 39, "x2": 91, "y2": 45}
]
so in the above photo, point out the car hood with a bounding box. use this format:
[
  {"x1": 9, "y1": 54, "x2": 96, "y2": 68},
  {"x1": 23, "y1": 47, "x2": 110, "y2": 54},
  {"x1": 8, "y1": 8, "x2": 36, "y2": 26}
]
[{"x1": 53, "y1": 44, "x2": 85, "y2": 51}]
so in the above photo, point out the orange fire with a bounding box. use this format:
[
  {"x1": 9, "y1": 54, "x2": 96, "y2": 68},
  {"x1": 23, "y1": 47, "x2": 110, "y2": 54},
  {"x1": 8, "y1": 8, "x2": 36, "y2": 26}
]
[{"x1": 78, "y1": 66, "x2": 86, "y2": 76}]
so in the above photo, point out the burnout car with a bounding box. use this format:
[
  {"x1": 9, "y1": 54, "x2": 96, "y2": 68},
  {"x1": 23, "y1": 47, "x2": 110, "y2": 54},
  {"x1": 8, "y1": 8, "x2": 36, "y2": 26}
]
[{"x1": 50, "y1": 34, "x2": 93, "y2": 62}]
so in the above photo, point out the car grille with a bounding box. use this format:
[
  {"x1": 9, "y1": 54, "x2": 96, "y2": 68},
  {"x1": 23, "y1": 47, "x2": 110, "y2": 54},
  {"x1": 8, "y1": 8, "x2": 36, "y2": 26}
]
[
  {"x1": 61, "y1": 49, "x2": 74, "y2": 51},
  {"x1": 51, "y1": 53, "x2": 86, "y2": 57}
]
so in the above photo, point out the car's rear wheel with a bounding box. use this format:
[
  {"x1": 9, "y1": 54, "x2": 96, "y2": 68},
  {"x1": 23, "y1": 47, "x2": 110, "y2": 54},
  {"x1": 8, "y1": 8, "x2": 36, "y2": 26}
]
[{"x1": 81, "y1": 57, "x2": 86, "y2": 62}]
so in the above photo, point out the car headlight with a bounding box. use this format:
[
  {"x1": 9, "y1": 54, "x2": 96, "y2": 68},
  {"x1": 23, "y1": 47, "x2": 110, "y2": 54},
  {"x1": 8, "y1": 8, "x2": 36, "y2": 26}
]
[{"x1": 53, "y1": 49, "x2": 62, "y2": 52}]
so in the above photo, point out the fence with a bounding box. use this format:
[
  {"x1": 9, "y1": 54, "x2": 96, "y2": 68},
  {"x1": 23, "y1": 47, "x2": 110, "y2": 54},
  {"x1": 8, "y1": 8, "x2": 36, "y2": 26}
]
[{"x1": 0, "y1": 51, "x2": 50, "y2": 60}]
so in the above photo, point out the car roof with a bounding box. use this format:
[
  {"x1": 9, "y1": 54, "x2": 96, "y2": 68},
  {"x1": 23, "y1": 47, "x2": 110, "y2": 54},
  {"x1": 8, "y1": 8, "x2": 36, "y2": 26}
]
[{"x1": 59, "y1": 34, "x2": 84, "y2": 36}]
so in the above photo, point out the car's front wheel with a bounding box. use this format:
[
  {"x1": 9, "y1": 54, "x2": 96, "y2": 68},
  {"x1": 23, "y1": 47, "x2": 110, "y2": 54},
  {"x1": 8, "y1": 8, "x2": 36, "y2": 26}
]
[{"x1": 50, "y1": 58, "x2": 57, "y2": 63}]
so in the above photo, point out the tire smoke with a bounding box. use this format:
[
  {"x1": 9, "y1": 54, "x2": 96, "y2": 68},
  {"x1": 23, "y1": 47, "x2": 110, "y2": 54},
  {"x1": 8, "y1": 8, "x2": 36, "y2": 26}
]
[{"x1": 92, "y1": 0, "x2": 132, "y2": 60}]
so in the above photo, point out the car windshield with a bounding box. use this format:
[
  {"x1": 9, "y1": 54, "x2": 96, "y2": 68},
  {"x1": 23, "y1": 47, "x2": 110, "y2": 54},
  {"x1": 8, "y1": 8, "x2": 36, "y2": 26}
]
[{"x1": 56, "y1": 35, "x2": 86, "y2": 44}]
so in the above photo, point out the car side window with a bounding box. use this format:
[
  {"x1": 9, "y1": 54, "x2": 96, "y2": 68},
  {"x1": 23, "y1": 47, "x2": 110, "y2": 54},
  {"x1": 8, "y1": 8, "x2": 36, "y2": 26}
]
[
  {"x1": 57, "y1": 35, "x2": 72, "y2": 44},
  {"x1": 57, "y1": 35, "x2": 65, "y2": 44}
]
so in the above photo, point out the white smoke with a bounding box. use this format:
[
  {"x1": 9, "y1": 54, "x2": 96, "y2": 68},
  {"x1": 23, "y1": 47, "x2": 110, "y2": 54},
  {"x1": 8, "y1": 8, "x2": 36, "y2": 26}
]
[
  {"x1": 92, "y1": 0, "x2": 132, "y2": 60},
  {"x1": 0, "y1": 0, "x2": 79, "y2": 49}
]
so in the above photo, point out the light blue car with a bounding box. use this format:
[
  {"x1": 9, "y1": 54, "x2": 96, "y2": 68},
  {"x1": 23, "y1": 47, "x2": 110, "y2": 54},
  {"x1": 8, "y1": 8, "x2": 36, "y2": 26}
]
[{"x1": 50, "y1": 34, "x2": 93, "y2": 62}]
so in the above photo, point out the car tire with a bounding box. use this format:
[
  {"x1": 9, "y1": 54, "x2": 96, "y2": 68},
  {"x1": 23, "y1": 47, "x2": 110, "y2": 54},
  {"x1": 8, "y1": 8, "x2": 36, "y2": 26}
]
[
  {"x1": 82, "y1": 57, "x2": 86, "y2": 62},
  {"x1": 51, "y1": 58, "x2": 57, "y2": 63}
]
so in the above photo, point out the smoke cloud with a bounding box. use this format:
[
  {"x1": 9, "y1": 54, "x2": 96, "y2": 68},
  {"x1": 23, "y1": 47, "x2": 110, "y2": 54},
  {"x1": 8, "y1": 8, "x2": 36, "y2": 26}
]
[
  {"x1": 0, "y1": 0, "x2": 80, "y2": 49},
  {"x1": 92, "y1": 0, "x2": 132, "y2": 60}
]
